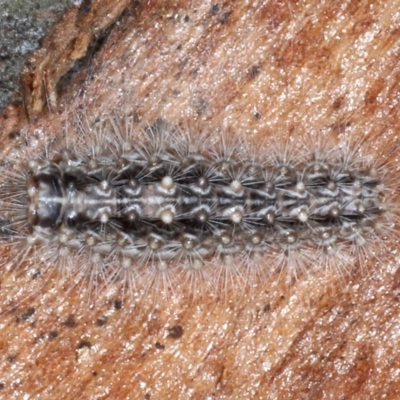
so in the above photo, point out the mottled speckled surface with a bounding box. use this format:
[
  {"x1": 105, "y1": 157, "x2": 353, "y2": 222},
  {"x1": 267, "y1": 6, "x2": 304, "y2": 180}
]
[
  {"x1": 0, "y1": 0, "x2": 71, "y2": 110},
  {"x1": 0, "y1": 1, "x2": 400, "y2": 399}
]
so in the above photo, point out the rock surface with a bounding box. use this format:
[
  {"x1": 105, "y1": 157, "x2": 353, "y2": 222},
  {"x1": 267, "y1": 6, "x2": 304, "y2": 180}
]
[{"x1": 0, "y1": 1, "x2": 400, "y2": 399}]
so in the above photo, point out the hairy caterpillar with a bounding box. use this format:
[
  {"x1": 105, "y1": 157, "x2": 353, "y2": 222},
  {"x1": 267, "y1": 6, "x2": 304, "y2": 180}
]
[{"x1": 0, "y1": 114, "x2": 398, "y2": 304}]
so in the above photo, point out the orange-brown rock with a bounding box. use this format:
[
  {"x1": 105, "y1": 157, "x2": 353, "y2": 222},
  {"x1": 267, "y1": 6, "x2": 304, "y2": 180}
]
[{"x1": 1, "y1": 1, "x2": 400, "y2": 399}]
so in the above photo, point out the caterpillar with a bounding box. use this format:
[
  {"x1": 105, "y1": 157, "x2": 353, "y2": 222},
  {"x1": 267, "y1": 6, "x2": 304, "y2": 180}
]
[{"x1": 0, "y1": 115, "x2": 398, "y2": 303}]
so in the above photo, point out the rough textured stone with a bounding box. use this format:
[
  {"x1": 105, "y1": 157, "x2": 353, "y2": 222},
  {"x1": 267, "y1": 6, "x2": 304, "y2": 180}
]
[
  {"x1": 0, "y1": 0, "x2": 70, "y2": 111},
  {"x1": 0, "y1": 1, "x2": 400, "y2": 399}
]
